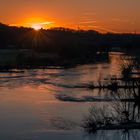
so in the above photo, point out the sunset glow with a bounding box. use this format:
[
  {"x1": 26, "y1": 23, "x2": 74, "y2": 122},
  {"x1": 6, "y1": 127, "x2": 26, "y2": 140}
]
[
  {"x1": 32, "y1": 24, "x2": 42, "y2": 30},
  {"x1": 0, "y1": 0, "x2": 140, "y2": 33},
  {"x1": 0, "y1": 0, "x2": 140, "y2": 140}
]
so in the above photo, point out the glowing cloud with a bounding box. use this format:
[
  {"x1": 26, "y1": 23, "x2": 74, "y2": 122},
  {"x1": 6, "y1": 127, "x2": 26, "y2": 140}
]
[{"x1": 29, "y1": 21, "x2": 55, "y2": 29}]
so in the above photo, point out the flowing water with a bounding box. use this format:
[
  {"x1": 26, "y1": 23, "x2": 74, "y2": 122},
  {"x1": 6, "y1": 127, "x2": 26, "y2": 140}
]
[{"x1": 0, "y1": 52, "x2": 139, "y2": 140}]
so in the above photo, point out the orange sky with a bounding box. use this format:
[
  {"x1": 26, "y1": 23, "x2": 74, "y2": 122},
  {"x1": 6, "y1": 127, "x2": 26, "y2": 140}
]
[{"x1": 0, "y1": 0, "x2": 140, "y2": 33}]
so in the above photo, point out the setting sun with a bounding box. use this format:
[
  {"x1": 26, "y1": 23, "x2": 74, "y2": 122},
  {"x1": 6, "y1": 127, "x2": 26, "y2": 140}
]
[{"x1": 32, "y1": 24, "x2": 42, "y2": 30}]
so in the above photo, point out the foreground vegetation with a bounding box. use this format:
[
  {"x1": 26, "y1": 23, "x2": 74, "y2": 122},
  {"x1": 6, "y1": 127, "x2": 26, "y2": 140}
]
[{"x1": 83, "y1": 57, "x2": 140, "y2": 133}]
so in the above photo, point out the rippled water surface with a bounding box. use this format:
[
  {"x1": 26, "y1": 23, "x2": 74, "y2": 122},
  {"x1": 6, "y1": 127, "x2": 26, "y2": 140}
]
[{"x1": 0, "y1": 53, "x2": 139, "y2": 140}]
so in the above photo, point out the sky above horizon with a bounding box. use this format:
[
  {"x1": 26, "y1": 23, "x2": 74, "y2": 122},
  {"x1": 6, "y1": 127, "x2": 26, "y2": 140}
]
[{"x1": 0, "y1": 0, "x2": 140, "y2": 33}]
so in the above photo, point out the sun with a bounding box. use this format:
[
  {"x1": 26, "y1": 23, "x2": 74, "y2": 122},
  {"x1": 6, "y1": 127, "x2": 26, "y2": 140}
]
[{"x1": 32, "y1": 24, "x2": 42, "y2": 30}]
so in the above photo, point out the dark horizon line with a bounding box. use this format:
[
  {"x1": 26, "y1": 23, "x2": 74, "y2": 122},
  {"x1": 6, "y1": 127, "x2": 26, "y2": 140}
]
[{"x1": 0, "y1": 22, "x2": 140, "y2": 35}]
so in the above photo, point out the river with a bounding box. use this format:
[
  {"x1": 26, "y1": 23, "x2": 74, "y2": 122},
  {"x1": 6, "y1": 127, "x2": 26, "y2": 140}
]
[{"x1": 0, "y1": 52, "x2": 139, "y2": 140}]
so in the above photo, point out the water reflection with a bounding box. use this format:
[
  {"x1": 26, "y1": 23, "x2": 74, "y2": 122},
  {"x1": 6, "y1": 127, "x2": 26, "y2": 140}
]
[
  {"x1": 84, "y1": 130, "x2": 140, "y2": 140},
  {"x1": 0, "y1": 52, "x2": 139, "y2": 140},
  {"x1": 0, "y1": 53, "x2": 127, "y2": 88},
  {"x1": 82, "y1": 55, "x2": 140, "y2": 140}
]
